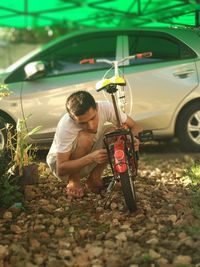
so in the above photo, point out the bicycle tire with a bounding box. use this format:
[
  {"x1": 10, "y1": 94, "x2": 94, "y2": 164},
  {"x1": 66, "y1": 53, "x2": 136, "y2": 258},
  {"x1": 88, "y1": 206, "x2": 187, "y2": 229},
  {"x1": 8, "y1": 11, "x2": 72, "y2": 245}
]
[{"x1": 120, "y1": 171, "x2": 137, "y2": 212}]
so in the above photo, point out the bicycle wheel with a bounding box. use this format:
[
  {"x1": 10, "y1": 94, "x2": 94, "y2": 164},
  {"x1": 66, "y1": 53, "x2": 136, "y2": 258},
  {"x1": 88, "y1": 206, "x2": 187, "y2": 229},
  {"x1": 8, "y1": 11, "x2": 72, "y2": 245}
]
[{"x1": 120, "y1": 171, "x2": 137, "y2": 212}]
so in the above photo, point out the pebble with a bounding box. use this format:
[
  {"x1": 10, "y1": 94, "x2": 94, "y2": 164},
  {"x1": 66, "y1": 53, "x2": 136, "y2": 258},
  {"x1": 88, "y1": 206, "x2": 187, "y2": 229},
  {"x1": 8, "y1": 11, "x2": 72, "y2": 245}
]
[
  {"x1": 149, "y1": 249, "x2": 161, "y2": 259},
  {"x1": 0, "y1": 245, "x2": 9, "y2": 259},
  {"x1": 2, "y1": 211, "x2": 12, "y2": 220},
  {"x1": 146, "y1": 237, "x2": 159, "y2": 245},
  {"x1": 173, "y1": 255, "x2": 192, "y2": 265},
  {"x1": 115, "y1": 232, "x2": 127, "y2": 242},
  {"x1": 10, "y1": 224, "x2": 22, "y2": 234}
]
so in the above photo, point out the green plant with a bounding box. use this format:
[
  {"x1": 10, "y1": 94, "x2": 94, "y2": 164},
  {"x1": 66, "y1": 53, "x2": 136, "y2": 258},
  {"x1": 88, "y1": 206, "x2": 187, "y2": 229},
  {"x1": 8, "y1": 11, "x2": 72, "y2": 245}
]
[
  {"x1": 0, "y1": 83, "x2": 11, "y2": 99},
  {"x1": 185, "y1": 163, "x2": 200, "y2": 185},
  {"x1": 143, "y1": 253, "x2": 152, "y2": 263},
  {"x1": 14, "y1": 117, "x2": 41, "y2": 176},
  {"x1": 0, "y1": 148, "x2": 12, "y2": 177},
  {"x1": 0, "y1": 174, "x2": 22, "y2": 208},
  {"x1": 0, "y1": 148, "x2": 22, "y2": 208}
]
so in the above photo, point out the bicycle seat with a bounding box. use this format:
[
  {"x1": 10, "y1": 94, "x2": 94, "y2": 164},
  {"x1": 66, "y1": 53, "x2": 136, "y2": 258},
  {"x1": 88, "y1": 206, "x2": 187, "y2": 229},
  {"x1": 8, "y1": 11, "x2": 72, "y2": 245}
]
[{"x1": 96, "y1": 76, "x2": 126, "y2": 92}]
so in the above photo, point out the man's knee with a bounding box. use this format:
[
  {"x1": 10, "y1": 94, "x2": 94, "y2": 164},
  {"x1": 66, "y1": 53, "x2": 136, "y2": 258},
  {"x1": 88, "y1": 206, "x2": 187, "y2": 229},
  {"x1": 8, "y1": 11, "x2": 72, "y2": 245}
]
[{"x1": 76, "y1": 131, "x2": 94, "y2": 150}]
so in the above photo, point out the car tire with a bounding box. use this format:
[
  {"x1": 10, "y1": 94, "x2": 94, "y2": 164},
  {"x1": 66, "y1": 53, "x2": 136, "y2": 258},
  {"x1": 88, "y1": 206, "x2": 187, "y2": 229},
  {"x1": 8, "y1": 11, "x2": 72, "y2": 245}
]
[{"x1": 176, "y1": 102, "x2": 200, "y2": 152}]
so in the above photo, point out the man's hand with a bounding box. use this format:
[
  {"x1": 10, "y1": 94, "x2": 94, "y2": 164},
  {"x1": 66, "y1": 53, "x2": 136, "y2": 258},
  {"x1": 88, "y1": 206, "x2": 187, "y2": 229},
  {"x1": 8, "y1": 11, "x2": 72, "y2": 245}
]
[{"x1": 90, "y1": 149, "x2": 108, "y2": 164}]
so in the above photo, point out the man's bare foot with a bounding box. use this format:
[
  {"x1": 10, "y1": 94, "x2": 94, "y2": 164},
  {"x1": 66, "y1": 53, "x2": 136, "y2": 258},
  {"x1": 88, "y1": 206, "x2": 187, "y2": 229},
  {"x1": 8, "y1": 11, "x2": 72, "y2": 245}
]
[{"x1": 66, "y1": 181, "x2": 85, "y2": 199}]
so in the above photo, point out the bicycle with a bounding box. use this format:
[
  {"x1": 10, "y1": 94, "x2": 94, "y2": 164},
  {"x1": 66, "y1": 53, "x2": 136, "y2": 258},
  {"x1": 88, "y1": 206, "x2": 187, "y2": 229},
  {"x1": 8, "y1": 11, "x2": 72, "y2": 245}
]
[{"x1": 80, "y1": 52, "x2": 153, "y2": 212}]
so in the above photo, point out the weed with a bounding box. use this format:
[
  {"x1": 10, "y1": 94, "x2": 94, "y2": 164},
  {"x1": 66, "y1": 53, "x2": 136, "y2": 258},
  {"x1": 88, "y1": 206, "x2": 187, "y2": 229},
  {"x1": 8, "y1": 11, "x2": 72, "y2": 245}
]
[
  {"x1": 0, "y1": 83, "x2": 11, "y2": 98},
  {"x1": 0, "y1": 174, "x2": 22, "y2": 208},
  {"x1": 143, "y1": 253, "x2": 152, "y2": 263},
  {"x1": 185, "y1": 164, "x2": 200, "y2": 185}
]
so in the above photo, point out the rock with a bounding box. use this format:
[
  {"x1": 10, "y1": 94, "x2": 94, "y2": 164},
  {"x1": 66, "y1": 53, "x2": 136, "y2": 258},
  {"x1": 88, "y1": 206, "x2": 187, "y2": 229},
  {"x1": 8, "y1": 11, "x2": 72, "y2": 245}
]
[
  {"x1": 58, "y1": 240, "x2": 71, "y2": 249},
  {"x1": 104, "y1": 240, "x2": 116, "y2": 249},
  {"x1": 46, "y1": 259, "x2": 69, "y2": 267},
  {"x1": 38, "y1": 199, "x2": 50, "y2": 205},
  {"x1": 87, "y1": 246, "x2": 103, "y2": 259},
  {"x1": 74, "y1": 252, "x2": 90, "y2": 267},
  {"x1": 24, "y1": 185, "x2": 37, "y2": 201},
  {"x1": 34, "y1": 253, "x2": 45, "y2": 265},
  {"x1": 178, "y1": 231, "x2": 187, "y2": 240},
  {"x1": 173, "y1": 255, "x2": 192, "y2": 265},
  {"x1": 79, "y1": 229, "x2": 89, "y2": 239},
  {"x1": 156, "y1": 257, "x2": 169, "y2": 266},
  {"x1": 146, "y1": 237, "x2": 159, "y2": 245},
  {"x1": 29, "y1": 238, "x2": 41, "y2": 248},
  {"x1": 183, "y1": 155, "x2": 194, "y2": 164},
  {"x1": 112, "y1": 218, "x2": 120, "y2": 226},
  {"x1": 0, "y1": 245, "x2": 9, "y2": 259},
  {"x1": 55, "y1": 228, "x2": 65, "y2": 237},
  {"x1": 51, "y1": 217, "x2": 61, "y2": 225},
  {"x1": 58, "y1": 249, "x2": 73, "y2": 259},
  {"x1": 148, "y1": 249, "x2": 161, "y2": 259},
  {"x1": 10, "y1": 224, "x2": 22, "y2": 234},
  {"x1": 115, "y1": 232, "x2": 127, "y2": 242},
  {"x1": 24, "y1": 262, "x2": 38, "y2": 267},
  {"x1": 62, "y1": 218, "x2": 69, "y2": 226},
  {"x1": 120, "y1": 224, "x2": 131, "y2": 230},
  {"x1": 40, "y1": 204, "x2": 57, "y2": 213},
  {"x1": 168, "y1": 214, "x2": 177, "y2": 224},
  {"x1": 110, "y1": 202, "x2": 118, "y2": 210},
  {"x1": 33, "y1": 224, "x2": 46, "y2": 232},
  {"x1": 2, "y1": 211, "x2": 12, "y2": 220}
]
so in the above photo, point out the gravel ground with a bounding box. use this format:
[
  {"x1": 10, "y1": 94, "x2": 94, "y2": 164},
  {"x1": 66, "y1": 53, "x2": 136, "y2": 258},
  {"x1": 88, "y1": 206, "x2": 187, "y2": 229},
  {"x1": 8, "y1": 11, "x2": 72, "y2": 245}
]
[{"x1": 0, "y1": 145, "x2": 200, "y2": 267}]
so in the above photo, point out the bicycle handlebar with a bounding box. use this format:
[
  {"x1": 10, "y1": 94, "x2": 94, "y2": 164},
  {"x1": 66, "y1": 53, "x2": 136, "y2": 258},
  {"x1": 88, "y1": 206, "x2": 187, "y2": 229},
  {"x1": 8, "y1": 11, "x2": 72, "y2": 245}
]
[{"x1": 80, "y1": 52, "x2": 152, "y2": 65}]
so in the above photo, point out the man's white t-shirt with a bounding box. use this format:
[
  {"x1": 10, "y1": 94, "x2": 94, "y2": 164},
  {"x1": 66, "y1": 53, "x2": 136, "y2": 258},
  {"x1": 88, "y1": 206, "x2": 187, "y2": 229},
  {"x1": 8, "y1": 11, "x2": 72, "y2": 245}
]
[{"x1": 46, "y1": 101, "x2": 127, "y2": 167}]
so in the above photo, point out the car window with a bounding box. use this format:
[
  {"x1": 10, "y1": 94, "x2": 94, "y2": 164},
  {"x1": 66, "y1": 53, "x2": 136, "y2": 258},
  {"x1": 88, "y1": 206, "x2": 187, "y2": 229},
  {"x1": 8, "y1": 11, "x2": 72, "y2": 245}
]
[
  {"x1": 5, "y1": 34, "x2": 117, "y2": 83},
  {"x1": 40, "y1": 35, "x2": 117, "y2": 76},
  {"x1": 128, "y1": 33, "x2": 196, "y2": 65}
]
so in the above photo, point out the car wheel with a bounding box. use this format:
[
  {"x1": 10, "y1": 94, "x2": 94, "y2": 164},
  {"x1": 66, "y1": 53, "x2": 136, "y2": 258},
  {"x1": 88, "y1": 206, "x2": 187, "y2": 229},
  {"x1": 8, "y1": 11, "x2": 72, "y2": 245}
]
[{"x1": 176, "y1": 102, "x2": 200, "y2": 152}]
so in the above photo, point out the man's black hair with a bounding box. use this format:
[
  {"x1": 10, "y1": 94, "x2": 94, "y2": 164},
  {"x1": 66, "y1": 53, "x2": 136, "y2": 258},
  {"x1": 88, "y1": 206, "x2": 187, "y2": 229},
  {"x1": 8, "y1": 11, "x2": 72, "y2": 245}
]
[{"x1": 66, "y1": 90, "x2": 97, "y2": 117}]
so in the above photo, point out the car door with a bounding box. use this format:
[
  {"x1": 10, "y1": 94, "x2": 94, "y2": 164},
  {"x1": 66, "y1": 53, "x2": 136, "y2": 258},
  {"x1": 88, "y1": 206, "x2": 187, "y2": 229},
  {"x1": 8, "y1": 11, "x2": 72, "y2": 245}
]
[
  {"x1": 120, "y1": 31, "x2": 198, "y2": 131},
  {"x1": 15, "y1": 32, "x2": 123, "y2": 140}
]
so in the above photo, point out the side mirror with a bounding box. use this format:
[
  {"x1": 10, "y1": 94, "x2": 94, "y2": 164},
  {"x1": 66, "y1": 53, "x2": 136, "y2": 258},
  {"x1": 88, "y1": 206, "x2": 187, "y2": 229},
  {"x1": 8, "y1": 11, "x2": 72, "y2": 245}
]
[{"x1": 24, "y1": 61, "x2": 46, "y2": 80}]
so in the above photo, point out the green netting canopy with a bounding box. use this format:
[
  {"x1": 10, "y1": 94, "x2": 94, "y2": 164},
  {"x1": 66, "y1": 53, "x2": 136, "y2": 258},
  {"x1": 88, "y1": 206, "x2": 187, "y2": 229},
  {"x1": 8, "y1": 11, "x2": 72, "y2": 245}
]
[{"x1": 0, "y1": 0, "x2": 199, "y2": 29}]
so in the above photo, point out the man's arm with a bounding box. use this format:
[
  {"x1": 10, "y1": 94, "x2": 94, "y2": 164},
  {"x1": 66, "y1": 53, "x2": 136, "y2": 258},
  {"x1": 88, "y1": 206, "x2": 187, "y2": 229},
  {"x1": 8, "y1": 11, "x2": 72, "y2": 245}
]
[
  {"x1": 56, "y1": 149, "x2": 107, "y2": 177},
  {"x1": 125, "y1": 115, "x2": 143, "y2": 136},
  {"x1": 124, "y1": 116, "x2": 143, "y2": 151}
]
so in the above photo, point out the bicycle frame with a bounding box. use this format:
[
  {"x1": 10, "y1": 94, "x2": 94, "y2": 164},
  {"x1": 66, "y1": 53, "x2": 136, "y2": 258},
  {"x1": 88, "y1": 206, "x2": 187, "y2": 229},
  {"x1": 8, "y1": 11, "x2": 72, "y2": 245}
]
[{"x1": 101, "y1": 83, "x2": 138, "y2": 190}]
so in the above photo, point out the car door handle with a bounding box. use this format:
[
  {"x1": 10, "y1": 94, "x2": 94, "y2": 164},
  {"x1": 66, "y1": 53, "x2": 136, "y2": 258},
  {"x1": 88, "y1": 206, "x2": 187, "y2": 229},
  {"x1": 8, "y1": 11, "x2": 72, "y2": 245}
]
[{"x1": 173, "y1": 69, "x2": 195, "y2": 78}]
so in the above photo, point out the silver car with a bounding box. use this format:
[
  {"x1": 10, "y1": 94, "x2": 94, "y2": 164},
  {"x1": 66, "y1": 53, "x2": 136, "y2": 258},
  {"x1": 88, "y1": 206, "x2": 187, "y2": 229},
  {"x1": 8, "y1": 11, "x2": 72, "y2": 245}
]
[{"x1": 0, "y1": 27, "x2": 200, "y2": 151}]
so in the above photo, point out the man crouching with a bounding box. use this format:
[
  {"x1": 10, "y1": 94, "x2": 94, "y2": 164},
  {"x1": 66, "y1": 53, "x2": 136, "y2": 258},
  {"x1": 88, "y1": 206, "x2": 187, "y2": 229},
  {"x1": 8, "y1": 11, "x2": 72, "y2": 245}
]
[{"x1": 47, "y1": 90, "x2": 142, "y2": 199}]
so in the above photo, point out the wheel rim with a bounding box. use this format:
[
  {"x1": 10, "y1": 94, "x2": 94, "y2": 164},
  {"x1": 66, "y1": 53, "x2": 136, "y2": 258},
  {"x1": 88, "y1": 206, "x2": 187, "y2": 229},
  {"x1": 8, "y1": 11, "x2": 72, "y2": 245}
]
[
  {"x1": 0, "y1": 128, "x2": 5, "y2": 150},
  {"x1": 188, "y1": 110, "x2": 200, "y2": 145}
]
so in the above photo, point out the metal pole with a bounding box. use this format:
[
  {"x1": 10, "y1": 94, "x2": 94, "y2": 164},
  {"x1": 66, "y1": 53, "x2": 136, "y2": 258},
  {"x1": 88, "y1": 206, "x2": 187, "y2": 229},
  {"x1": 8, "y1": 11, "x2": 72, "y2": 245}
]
[
  {"x1": 24, "y1": 0, "x2": 28, "y2": 28},
  {"x1": 111, "y1": 93, "x2": 121, "y2": 128},
  {"x1": 195, "y1": 10, "x2": 200, "y2": 27}
]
